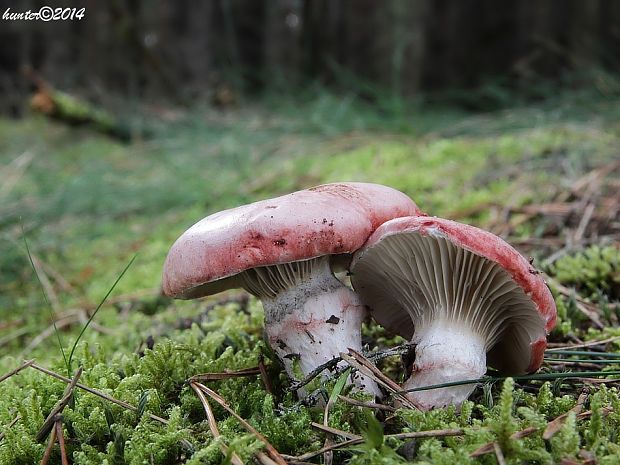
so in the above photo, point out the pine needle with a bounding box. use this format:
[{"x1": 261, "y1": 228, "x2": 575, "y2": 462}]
[
  {"x1": 399, "y1": 371, "x2": 620, "y2": 394},
  {"x1": 0, "y1": 359, "x2": 34, "y2": 384},
  {"x1": 193, "y1": 382, "x2": 287, "y2": 465}
]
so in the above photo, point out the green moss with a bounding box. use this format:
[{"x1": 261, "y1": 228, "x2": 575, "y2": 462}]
[
  {"x1": 550, "y1": 246, "x2": 620, "y2": 301},
  {"x1": 2, "y1": 92, "x2": 620, "y2": 463}
]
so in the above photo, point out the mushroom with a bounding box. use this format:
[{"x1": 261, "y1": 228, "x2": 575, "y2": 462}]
[
  {"x1": 350, "y1": 216, "x2": 557, "y2": 409},
  {"x1": 162, "y1": 182, "x2": 422, "y2": 397}
]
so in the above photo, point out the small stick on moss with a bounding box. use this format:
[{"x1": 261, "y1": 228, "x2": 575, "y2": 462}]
[
  {"x1": 546, "y1": 335, "x2": 620, "y2": 350},
  {"x1": 258, "y1": 355, "x2": 274, "y2": 395},
  {"x1": 29, "y1": 363, "x2": 195, "y2": 453},
  {"x1": 0, "y1": 415, "x2": 20, "y2": 442},
  {"x1": 493, "y1": 442, "x2": 507, "y2": 465},
  {"x1": 576, "y1": 377, "x2": 620, "y2": 385},
  {"x1": 576, "y1": 406, "x2": 613, "y2": 421},
  {"x1": 194, "y1": 382, "x2": 287, "y2": 465},
  {"x1": 36, "y1": 366, "x2": 83, "y2": 442},
  {"x1": 545, "y1": 350, "x2": 620, "y2": 359},
  {"x1": 255, "y1": 452, "x2": 282, "y2": 465},
  {"x1": 472, "y1": 402, "x2": 613, "y2": 459},
  {"x1": 573, "y1": 202, "x2": 596, "y2": 242},
  {"x1": 30, "y1": 363, "x2": 167, "y2": 424},
  {"x1": 545, "y1": 360, "x2": 603, "y2": 370},
  {"x1": 340, "y1": 349, "x2": 416, "y2": 409},
  {"x1": 0, "y1": 359, "x2": 34, "y2": 384},
  {"x1": 288, "y1": 358, "x2": 341, "y2": 393},
  {"x1": 337, "y1": 395, "x2": 396, "y2": 412},
  {"x1": 288, "y1": 343, "x2": 416, "y2": 394},
  {"x1": 470, "y1": 427, "x2": 538, "y2": 457},
  {"x1": 310, "y1": 422, "x2": 361, "y2": 440},
  {"x1": 55, "y1": 418, "x2": 68, "y2": 465},
  {"x1": 292, "y1": 428, "x2": 464, "y2": 461},
  {"x1": 543, "y1": 390, "x2": 588, "y2": 440},
  {"x1": 190, "y1": 382, "x2": 244, "y2": 465},
  {"x1": 367, "y1": 342, "x2": 417, "y2": 362},
  {"x1": 39, "y1": 420, "x2": 57, "y2": 465},
  {"x1": 399, "y1": 371, "x2": 620, "y2": 396},
  {"x1": 188, "y1": 367, "x2": 261, "y2": 382},
  {"x1": 546, "y1": 277, "x2": 604, "y2": 329},
  {"x1": 284, "y1": 460, "x2": 321, "y2": 465}
]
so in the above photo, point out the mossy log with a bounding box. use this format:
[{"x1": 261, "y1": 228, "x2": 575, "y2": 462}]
[{"x1": 30, "y1": 87, "x2": 133, "y2": 142}]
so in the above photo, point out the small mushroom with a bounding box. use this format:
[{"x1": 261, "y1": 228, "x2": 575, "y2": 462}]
[
  {"x1": 350, "y1": 216, "x2": 556, "y2": 409},
  {"x1": 162, "y1": 183, "x2": 422, "y2": 397}
]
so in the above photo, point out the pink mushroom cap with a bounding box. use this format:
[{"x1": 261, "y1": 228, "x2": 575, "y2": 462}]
[
  {"x1": 351, "y1": 216, "x2": 557, "y2": 375},
  {"x1": 162, "y1": 182, "x2": 422, "y2": 299}
]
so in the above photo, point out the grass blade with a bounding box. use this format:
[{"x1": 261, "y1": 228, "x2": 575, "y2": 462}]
[
  {"x1": 22, "y1": 224, "x2": 68, "y2": 371},
  {"x1": 544, "y1": 358, "x2": 620, "y2": 364},
  {"x1": 398, "y1": 370, "x2": 620, "y2": 394},
  {"x1": 67, "y1": 254, "x2": 137, "y2": 374},
  {"x1": 544, "y1": 350, "x2": 620, "y2": 359}
]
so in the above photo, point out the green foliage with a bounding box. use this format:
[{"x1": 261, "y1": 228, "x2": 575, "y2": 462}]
[
  {"x1": 493, "y1": 378, "x2": 517, "y2": 452},
  {"x1": 347, "y1": 411, "x2": 407, "y2": 465},
  {"x1": 550, "y1": 246, "x2": 620, "y2": 301}
]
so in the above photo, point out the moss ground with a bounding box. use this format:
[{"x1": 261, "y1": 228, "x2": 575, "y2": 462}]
[{"x1": 0, "y1": 90, "x2": 619, "y2": 463}]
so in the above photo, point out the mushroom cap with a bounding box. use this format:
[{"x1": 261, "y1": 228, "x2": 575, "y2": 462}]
[
  {"x1": 162, "y1": 182, "x2": 422, "y2": 299},
  {"x1": 350, "y1": 216, "x2": 557, "y2": 374}
]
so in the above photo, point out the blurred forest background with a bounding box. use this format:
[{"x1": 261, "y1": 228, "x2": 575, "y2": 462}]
[{"x1": 1, "y1": 0, "x2": 620, "y2": 113}]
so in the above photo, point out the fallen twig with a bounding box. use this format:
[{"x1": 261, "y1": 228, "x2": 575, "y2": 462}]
[
  {"x1": 29, "y1": 363, "x2": 170, "y2": 425},
  {"x1": 190, "y1": 382, "x2": 244, "y2": 465},
  {"x1": 39, "y1": 421, "x2": 57, "y2": 465},
  {"x1": 28, "y1": 363, "x2": 195, "y2": 453},
  {"x1": 36, "y1": 366, "x2": 83, "y2": 442},
  {"x1": 288, "y1": 358, "x2": 341, "y2": 393},
  {"x1": 546, "y1": 335, "x2": 620, "y2": 350},
  {"x1": 546, "y1": 277, "x2": 604, "y2": 329},
  {"x1": 341, "y1": 349, "x2": 416, "y2": 409},
  {"x1": 543, "y1": 390, "x2": 588, "y2": 440},
  {"x1": 0, "y1": 359, "x2": 34, "y2": 384},
  {"x1": 310, "y1": 422, "x2": 361, "y2": 440},
  {"x1": 337, "y1": 395, "x2": 396, "y2": 412},
  {"x1": 289, "y1": 428, "x2": 464, "y2": 462},
  {"x1": 0, "y1": 415, "x2": 20, "y2": 442},
  {"x1": 56, "y1": 419, "x2": 68, "y2": 465},
  {"x1": 188, "y1": 366, "x2": 261, "y2": 382},
  {"x1": 258, "y1": 355, "x2": 274, "y2": 395},
  {"x1": 193, "y1": 382, "x2": 287, "y2": 465},
  {"x1": 470, "y1": 427, "x2": 537, "y2": 457},
  {"x1": 494, "y1": 441, "x2": 507, "y2": 465},
  {"x1": 470, "y1": 397, "x2": 607, "y2": 458},
  {"x1": 288, "y1": 343, "x2": 416, "y2": 394}
]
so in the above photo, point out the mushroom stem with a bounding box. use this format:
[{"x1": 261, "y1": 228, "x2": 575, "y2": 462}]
[
  {"x1": 244, "y1": 257, "x2": 380, "y2": 398},
  {"x1": 403, "y1": 319, "x2": 486, "y2": 410}
]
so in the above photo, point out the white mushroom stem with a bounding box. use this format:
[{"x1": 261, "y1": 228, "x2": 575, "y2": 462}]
[
  {"x1": 240, "y1": 257, "x2": 381, "y2": 398},
  {"x1": 402, "y1": 319, "x2": 486, "y2": 410}
]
